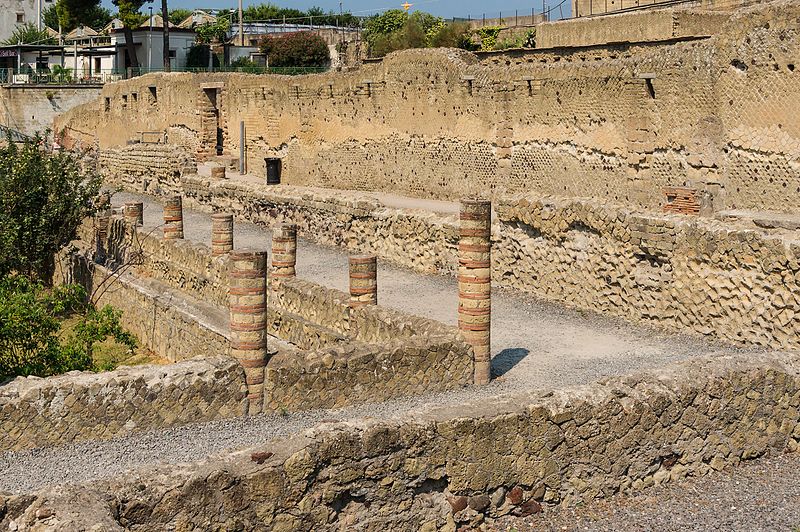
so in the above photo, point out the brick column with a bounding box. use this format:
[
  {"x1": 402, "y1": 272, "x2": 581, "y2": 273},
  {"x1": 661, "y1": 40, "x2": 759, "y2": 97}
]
[
  {"x1": 163, "y1": 196, "x2": 184, "y2": 240},
  {"x1": 229, "y1": 249, "x2": 268, "y2": 415},
  {"x1": 211, "y1": 213, "x2": 234, "y2": 256},
  {"x1": 458, "y1": 198, "x2": 492, "y2": 385},
  {"x1": 270, "y1": 223, "x2": 297, "y2": 288},
  {"x1": 349, "y1": 254, "x2": 377, "y2": 309},
  {"x1": 124, "y1": 201, "x2": 143, "y2": 226}
]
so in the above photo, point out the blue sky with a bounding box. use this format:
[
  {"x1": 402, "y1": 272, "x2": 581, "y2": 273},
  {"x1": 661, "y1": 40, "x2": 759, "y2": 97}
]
[{"x1": 99, "y1": 0, "x2": 569, "y2": 21}]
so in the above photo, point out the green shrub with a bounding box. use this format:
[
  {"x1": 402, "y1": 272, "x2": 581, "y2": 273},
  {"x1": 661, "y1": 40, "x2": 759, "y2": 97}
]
[
  {"x1": 230, "y1": 57, "x2": 265, "y2": 73},
  {"x1": 260, "y1": 31, "x2": 330, "y2": 68},
  {"x1": 0, "y1": 134, "x2": 102, "y2": 281},
  {"x1": 0, "y1": 277, "x2": 136, "y2": 379},
  {"x1": 475, "y1": 26, "x2": 502, "y2": 51},
  {"x1": 364, "y1": 10, "x2": 478, "y2": 57}
]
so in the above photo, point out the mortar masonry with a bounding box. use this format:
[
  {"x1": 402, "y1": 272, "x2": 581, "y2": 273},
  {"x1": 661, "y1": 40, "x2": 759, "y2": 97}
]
[
  {"x1": 50, "y1": 214, "x2": 474, "y2": 421},
  {"x1": 57, "y1": 1, "x2": 800, "y2": 214},
  {"x1": 0, "y1": 356, "x2": 246, "y2": 452},
  {"x1": 103, "y1": 173, "x2": 800, "y2": 351},
  {"x1": 2, "y1": 350, "x2": 798, "y2": 530}
]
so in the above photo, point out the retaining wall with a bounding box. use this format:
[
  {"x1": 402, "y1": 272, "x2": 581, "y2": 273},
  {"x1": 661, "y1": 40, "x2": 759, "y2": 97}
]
[
  {"x1": 0, "y1": 356, "x2": 246, "y2": 452},
  {"x1": 3, "y1": 350, "x2": 798, "y2": 529},
  {"x1": 57, "y1": 1, "x2": 800, "y2": 214},
  {"x1": 62, "y1": 214, "x2": 474, "y2": 412},
  {"x1": 103, "y1": 176, "x2": 800, "y2": 351}
]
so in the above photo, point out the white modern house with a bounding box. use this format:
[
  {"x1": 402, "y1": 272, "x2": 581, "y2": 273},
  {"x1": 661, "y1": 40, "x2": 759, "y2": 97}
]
[{"x1": 111, "y1": 14, "x2": 196, "y2": 71}]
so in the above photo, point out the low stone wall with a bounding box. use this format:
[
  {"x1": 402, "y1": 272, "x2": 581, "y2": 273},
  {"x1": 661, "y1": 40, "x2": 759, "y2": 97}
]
[
  {"x1": 105, "y1": 170, "x2": 800, "y2": 351},
  {"x1": 111, "y1": 169, "x2": 460, "y2": 275},
  {"x1": 56, "y1": 249, "x2": 230, "y2": 363},
  {"x1": 3, "y1": 350, "x2": 798, "y2": 530},
  {"x1": 495, "y1": 196, "x2": 800, "y2": 349},
  {"x1": 92, "y1": 216, "x2": 229, "y2": 308},
  {"x1": 264, "y1": 295, "x2": 474, "y2": 411},
  {"x1": 0, "y1": 356, "x2": 246, "y2": 452},
  {"x1": 98, "y1": 144, "x2": 197, "y2": 189},
  {"x1": 263, "y1": 330, "x2": 471, "y2": 411},
  {"x1": 63, "y1": 216, "x2": 474, "y2": 412}
]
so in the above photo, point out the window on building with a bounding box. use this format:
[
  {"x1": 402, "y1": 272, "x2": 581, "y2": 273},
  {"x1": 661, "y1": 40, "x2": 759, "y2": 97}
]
[
  {"x1": 168, "y1": 50, "x2": 176, "y2": 59},
  {"x1": 94, "y1": 57, "x2": 101, "y2": 72},
  {"x1": 149, "y1": 86, "x2": 157, "y2": 102},
  {"x1": 104, "y1": 97, "x2": 110, "y2": 112},
  {"x1": 16, "y1": 13, "x2": 24, "y2": 23}
]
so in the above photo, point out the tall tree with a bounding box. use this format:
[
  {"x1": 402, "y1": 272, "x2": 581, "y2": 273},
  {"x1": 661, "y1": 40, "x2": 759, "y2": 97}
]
[
  {"x1": 54, "y1": 0, "x2": 111, "y2": 32},
  {"x1": 161, "y1": 0, "x2": 170, "y2": 71},
  {"x1": 113, "y1": 0, "x2": 149, "y2": 69}
]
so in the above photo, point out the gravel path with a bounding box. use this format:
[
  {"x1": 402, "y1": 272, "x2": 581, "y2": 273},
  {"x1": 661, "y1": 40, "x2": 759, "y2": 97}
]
[
  {"x1": 0, "y1": 190, "x2": 763, "y2": 495},
  {"x1": 114, "y1": 191, "x2": 756, "y2": 391},
  {"x1": 489, "y1": 452, "x2": 800, "y2": 532}
]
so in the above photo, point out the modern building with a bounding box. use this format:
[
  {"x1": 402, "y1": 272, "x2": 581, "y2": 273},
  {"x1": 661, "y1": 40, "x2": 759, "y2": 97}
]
[
  {"x1": 111, "y1": 14, "x2": 196, "y2": 71},
  {"x1": 0, "y1": 0, "x2": 54, "y2": 43}
]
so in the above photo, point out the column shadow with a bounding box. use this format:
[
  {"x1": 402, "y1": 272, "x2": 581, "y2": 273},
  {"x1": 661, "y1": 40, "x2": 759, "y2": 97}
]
[{"x1": 491, "y1": 348, "x2": 530, "y2": 378}]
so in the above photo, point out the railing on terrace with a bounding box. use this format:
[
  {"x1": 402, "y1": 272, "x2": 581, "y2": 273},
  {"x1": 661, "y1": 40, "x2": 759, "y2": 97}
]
[{"x1": 0, "y1": 66, "x2": 328, "y2": 85}]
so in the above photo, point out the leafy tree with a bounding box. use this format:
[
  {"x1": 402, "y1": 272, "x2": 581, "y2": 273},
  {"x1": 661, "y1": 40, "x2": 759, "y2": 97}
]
[
  {"x1": 364, "y1": 10, "x2": 476, "y2": 56},
  {"x1": 113, "y1": 0, "x2": 149, "y2": 68},
  {"x1": 52, "y1": 0, "x2": 112, "y2": 32},
  {"x1": 242, "y1": 3, "x2": 357, "y2": 26},
  {"x1": 363, "y1": 9, "x2": 407, "y2": 47},
  {"x1": 0, "y1": 134, "x2": 102, "y2": 281},
  {"x1": 2, "y1": 23, "x2": 55, "y2": 45},
  {"x1": 168, "y1": 8, "x2": 192, "y2": 25},
  {"x1": 260, "y1": 31, "x2": 330, "y2": 67},
  {"x1": 428, "y1": 21, "x2": 476, "y2": 50},
  {"x1": 0, "y1": 277, "x2": 136, "y2": 379},
  {"x1": 195, "y1": 17, "x2": 230, "y2": 44}
]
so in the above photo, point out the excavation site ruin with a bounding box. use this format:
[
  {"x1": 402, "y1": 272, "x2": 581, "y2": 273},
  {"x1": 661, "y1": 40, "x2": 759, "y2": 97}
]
[{"x1": 1, "y1": 0, "x2": 800, "y2": 529}]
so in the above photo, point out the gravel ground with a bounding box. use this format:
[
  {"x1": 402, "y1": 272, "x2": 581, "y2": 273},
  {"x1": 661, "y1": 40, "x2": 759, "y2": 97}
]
[
  {"x1": 488, "y1": 452, "x2": 800, "y2": 532},
  {"x1": 0, "y1": 191, "x2": 762, "y2": 495},
  {"x1": 114, "y1": 191, "x2": 759, "y2": 392}
]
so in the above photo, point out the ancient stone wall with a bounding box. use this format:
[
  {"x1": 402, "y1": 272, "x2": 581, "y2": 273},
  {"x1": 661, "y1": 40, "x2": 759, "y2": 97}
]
[
  {"x1": 495, "y1": 196, "x2": 800, "y2": 349},
  {"x1": 101, "y1": 174, "x2": 800, "y2": 350},
  {"x1": 57, "y1": 0, "x2": 800, "y2": 214},
  {"x1": 60, "y1": 213, "x2": 474, "y2": 412},
  {"x1": 0, "y1": 357, "x2": 246, "y2": 452},
  {"x1": 4, "y1": 350, "x2": 798, "y2": 530},
  {"x1": 0, "y1": 85, "x2": 102, "y2": 137}
]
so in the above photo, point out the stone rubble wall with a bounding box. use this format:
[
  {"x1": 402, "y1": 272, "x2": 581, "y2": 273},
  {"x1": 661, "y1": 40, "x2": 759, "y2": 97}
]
[
  {"x1": 0, "y1": 356, "x2": 246, "y2": 452},
  {"x1": 62, "y1": 217, "x2": 474, "y2": 413},
  {"x1": 103, "y1": 175, "x2": 800, "y2": 350},
  {"x1": 263, "y1": 331, "x2": 472, "y2": 411},
  {"x1": 3, "y1": 350, "x2": 798, "y2": 530},
  {"x1": 495, "y1": 196, "x2": 800, "y2": 349},
  {"x1": 55, "y1": 247, "x2": 231, "y2": 363},
  {"x1": 56, "y1": 0, "x2": 800, "y2": 214}
]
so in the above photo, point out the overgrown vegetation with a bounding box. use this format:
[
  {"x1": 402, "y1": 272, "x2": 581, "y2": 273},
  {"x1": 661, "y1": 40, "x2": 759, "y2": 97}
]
[
  {"x1": 0, "y1": 136, "x2": 138, "y2": 380},
  {"x1": 243, "y1": 3, "x2": 358, "y2": 27},
  {"x1": 363, "y1": 10, "x2": 537, "y2": 57},
  {"x1": 195, "y1": 17, "x2": 231, "y2": 44},
  {"x1": 260, "y1": 31, "x2": 330, "y2": 67},
  {"x1": 0, "y1": 135, "x2": 101, "y2": 280},
  {"x1": 0, "y1": 278, "x2": 136, "y2": 379}
]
